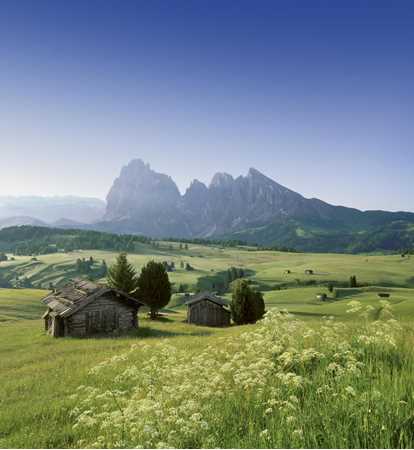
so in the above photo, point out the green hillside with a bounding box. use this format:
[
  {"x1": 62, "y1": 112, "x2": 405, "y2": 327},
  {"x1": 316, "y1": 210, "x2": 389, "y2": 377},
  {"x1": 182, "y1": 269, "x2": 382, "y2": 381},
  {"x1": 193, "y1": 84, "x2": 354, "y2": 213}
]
[
  {"x1": 223, "y1": 217, "x2": 414, "y2": 253},
  {"x1": 1, "y1": 240, "x2": 413, "y2": 291},
  {"x1": 1, "y1": 236, "x2": 414, "y2": 448}
]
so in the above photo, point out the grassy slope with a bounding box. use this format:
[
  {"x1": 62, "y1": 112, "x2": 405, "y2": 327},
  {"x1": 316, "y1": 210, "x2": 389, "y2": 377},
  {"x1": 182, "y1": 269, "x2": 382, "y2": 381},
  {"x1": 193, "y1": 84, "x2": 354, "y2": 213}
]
[
  {"x1": 1, "y1": 244, "x2": 414, "y2": 290},
  {"x1": 0, "y1": 289, "x2": 249, "y2": 448},
  {"x1": 1, "y1": 244, "x2": 414, "y2": 447}
]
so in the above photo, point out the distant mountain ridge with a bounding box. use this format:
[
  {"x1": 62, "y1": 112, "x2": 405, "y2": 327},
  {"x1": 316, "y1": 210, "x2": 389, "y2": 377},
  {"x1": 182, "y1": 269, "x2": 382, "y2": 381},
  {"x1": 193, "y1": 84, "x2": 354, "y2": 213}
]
[
  {"x1": 0, "y1": 196, "x2": 105, "y2": 226},
  {"x1": 2, "y1": 161, "x2": 413, "y2": 252},
  {"x1": 95, "y1": 159, "x2": 414, "y2": 252}
]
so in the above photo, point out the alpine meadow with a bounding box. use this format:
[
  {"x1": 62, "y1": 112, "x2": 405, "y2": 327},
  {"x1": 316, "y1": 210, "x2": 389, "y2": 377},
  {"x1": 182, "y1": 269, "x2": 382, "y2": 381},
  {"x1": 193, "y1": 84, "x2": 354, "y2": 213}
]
[{"x1": 2, "y1": 1, "x2": 414, "y2": 449}]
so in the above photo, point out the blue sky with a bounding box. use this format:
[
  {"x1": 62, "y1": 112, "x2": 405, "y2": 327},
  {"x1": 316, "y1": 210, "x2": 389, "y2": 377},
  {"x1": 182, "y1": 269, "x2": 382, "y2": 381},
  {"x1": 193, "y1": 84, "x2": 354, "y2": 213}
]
[{"x1": 0, "y1": 0, "x2": 413, "y2": 211}]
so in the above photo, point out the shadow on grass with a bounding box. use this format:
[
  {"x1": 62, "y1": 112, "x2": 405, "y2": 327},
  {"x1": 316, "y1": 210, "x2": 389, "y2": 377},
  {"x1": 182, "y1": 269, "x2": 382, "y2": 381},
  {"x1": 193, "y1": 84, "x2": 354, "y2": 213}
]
[
  {"x1": 71, "y1": 324, "x2": 213, "y2": 340},
  {"x1": 134, "y1": 326, "x2": 213, "y2": 339},
  {"x1": 290, "y1": 311, "x2": 337, "y2": 318}
]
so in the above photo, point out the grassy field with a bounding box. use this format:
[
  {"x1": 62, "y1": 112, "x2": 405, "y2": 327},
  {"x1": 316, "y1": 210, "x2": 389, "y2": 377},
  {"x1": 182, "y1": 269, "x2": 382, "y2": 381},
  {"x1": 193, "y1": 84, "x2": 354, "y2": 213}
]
[
  {"x1": 1, "y1": 243, "x2": 414, "y2": 291},
  {"x1": 1, "y1": 245, "x2": 414, "y2": 448}
]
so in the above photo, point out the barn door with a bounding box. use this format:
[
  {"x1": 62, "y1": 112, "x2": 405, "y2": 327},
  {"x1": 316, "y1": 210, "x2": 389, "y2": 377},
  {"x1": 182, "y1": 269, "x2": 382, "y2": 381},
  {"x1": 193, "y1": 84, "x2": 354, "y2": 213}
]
[{"x1": 101, "y1": 307, "x2": 118, "y2": 332}]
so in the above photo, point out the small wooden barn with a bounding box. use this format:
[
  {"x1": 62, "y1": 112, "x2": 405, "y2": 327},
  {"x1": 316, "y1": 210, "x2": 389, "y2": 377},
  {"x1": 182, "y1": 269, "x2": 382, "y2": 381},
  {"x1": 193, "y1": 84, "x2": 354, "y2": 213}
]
[
  {"x1": 42, "y1": 280, "x2": 144, "y2": 337},
  {"x1": 186, "y1": 292, "x2": 231, "y2": 327}
]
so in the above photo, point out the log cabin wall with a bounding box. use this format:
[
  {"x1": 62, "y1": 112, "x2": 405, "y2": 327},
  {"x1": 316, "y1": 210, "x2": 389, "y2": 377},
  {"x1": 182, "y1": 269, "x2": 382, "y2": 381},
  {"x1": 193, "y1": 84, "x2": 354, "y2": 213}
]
[
  {"x1": 188, "y1": 299, "x2": 230, "y2": 327},
  {"x1": 66, "y1": 294, "x2": 138, "y2": 337}
]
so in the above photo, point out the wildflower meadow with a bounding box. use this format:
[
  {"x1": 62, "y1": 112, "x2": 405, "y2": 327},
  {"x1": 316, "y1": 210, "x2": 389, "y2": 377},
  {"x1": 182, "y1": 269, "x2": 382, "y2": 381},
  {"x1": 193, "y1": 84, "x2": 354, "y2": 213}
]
[{"x1": 71, "y1": 302, "x2": 414, "y2": 448}]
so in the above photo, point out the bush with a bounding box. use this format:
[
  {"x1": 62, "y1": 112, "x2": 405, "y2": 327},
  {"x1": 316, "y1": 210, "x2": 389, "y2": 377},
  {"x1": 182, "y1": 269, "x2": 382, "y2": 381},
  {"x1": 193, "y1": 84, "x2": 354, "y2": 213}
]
[{"x1": 231, "y1": 279, "x2": 265, "y2": 325}]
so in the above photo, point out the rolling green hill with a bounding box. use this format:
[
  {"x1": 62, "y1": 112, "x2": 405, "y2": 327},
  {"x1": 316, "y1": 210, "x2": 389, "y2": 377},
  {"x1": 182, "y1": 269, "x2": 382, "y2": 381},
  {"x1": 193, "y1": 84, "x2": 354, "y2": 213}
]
[
  {"x1": 1, "y1": 234, "x2": 414, "y2": 447},
  {"x1": 0, "y1": 239, "x2": 414, "y2": 291},
  {"x1": 222, "y1": 217, "x2": 414, "y2": 253}
]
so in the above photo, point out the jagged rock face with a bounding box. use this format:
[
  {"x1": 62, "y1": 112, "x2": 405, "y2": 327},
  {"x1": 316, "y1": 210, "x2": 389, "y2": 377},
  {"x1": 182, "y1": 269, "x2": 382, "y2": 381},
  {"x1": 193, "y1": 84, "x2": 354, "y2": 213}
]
[
  {"x1": 104, "y1": 159, "x2": 185, "y2": 236},
  {"x1": 105, "y1": 159, "x2": 181, "y2": 219},
  {"x1": 103, "y1": 159, "x2": 324, "y2": 238},
  {"x1": 102, "y1": 159, "x2": 414, "y2": 243}
]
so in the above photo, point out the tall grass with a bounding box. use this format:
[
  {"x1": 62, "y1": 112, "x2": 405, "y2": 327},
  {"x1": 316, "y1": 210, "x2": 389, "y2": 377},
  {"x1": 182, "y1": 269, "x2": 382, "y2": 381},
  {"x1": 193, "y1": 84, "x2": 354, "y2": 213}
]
[{"x1": 72, "y1": 305, "x2": 414, "y2": 448}]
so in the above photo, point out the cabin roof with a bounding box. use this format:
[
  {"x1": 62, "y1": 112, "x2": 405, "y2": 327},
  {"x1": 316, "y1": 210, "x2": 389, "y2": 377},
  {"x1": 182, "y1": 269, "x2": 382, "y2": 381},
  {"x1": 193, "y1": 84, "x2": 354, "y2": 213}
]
[
  {"x1": 42, "y1": 279, "x2": 143, "y2": 318},
  {"x1": 185, "y1": 291, "x2": 230, "y2": 308}
]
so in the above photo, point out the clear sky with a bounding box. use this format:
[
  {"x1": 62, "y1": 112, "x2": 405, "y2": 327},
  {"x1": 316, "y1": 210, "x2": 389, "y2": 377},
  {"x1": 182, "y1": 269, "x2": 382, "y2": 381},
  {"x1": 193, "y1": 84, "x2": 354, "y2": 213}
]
[{"x1": 0, "y1": 0, "x2": 413, "y2": 211}]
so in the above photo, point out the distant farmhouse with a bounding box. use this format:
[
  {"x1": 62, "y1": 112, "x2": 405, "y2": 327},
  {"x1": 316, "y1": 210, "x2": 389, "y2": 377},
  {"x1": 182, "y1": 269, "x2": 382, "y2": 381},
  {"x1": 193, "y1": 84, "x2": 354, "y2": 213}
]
[
  {"x1": 42, "y1": 280, "x2": 143, "y2": 337},
  {"x1": 186, "y1": 292, "x2": 231, "y2": 327}
]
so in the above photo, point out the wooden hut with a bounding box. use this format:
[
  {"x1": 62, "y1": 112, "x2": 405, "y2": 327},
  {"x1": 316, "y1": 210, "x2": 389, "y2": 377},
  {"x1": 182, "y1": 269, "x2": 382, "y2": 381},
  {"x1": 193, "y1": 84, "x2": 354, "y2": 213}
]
[
  {"x1": 186, "y1": 292, "x2": 231, "y2": 327},
  {"x1": 42, "y1": 280, "x2": 144, "y2": 337}
]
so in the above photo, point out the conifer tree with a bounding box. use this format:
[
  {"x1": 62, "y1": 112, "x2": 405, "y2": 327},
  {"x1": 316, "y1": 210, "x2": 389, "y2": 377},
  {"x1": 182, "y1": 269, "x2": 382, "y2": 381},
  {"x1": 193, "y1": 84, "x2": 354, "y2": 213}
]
[
  {"x1": 231, "y1": 279, "x2": 265, "y2": 325},
  {"x1": 107, "y1": 253, "x2": 138, "y2": 293},
  {"x1": 136, "y1": 261, "x2": 171, "y2": 319}
]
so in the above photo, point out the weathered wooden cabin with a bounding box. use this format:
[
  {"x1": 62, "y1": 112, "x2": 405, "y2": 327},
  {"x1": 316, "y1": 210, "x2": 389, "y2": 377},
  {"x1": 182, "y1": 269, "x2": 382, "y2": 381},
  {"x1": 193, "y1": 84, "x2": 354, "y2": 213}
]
[
  {"x1": 42, "y1": 280, "x2": 144, "y2": 337},
  {"x1": 186, "y1": 292, "x2": 231, "y2": 327}
]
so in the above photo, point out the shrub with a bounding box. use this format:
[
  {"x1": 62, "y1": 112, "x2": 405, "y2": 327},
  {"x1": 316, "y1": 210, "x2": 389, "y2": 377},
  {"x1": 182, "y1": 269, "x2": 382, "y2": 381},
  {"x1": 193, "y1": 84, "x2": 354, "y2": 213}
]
[{"x1": 231, "y1": 279, "x2": 265, "y2": 325}]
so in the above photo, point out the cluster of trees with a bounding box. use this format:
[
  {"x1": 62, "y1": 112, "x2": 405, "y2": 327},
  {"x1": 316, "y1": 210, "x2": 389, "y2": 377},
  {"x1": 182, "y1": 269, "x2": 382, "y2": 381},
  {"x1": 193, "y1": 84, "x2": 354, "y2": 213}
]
[
  {"x1": 227, "y1": 267, "x2": 245, "y2": 284},
  {"x1": 151, "y1": 242, "x2": 190, "y2": 251},
  {"x1": 107, "y1": 253, "x2": 171, "y2": 319},
  {"x1": 230, "y1": 279, "x2": 265, "y2": 325},
  {"x1": 162, "y1": 237, "x2": 247, "y2": 248},
  {"x1": 349, "y1": 275, "x2": 358, "y2": 288},
  {"x1": 0, "y1": 253, "x2": 8, "y2": 262},
  {"x1": 0, "y1": 225, "x2": 301, "y2": 260},
  {"x1": 0, "y1": 226, "x2": 152, "y2": 256},
  {"x1": 162, "y1": 261, "x2": 175, "y2": 272},
  {"x1": 0, "y1": 272, "x2": 33, "y2": 289},
  {"x1": 0, "y1": 272, "x2": 11, "y2": 288},
  {"x1": 162, "y1": 260, "x2": 195, "y2": 272},
  {"x1": 75, "y1": 257, "x2": 108, "y2": 278}
]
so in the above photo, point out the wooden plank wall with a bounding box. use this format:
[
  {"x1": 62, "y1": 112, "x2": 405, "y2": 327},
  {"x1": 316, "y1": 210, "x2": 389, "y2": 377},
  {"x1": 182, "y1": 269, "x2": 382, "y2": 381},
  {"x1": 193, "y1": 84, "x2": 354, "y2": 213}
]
[
  {"x1": 188, "y1": 300, "x2": 230, "y2": 327},
  {"x1": 65, "y1": 294, "x2": 138, "y2": 337}
]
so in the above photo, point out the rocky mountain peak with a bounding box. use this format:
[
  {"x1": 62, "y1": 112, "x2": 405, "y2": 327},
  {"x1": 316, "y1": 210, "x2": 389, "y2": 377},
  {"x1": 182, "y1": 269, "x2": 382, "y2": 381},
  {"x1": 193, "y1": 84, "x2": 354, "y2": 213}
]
[
  {"x1": 209, "y1": 172, "x2": 234, "y2": 188},
  {"x1": 104, "y1": 159, "x2": 181, "y2": 221},
  {"x1": 247, "y1": 167, "x2": 264, "y2": 178}
]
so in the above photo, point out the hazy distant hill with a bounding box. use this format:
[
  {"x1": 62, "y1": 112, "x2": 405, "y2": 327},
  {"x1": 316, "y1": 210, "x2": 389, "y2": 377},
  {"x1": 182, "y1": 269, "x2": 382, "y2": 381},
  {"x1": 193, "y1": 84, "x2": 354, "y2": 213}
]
[
  {"x1": 0, "y1": 216, "x2": 48, "y2": 230},
  {"x1": 0, "y1": 196, "x2": 105, "y2": 224},
  {"x1": 95, "y1": 159, "x2": 414, "y2": 253}
]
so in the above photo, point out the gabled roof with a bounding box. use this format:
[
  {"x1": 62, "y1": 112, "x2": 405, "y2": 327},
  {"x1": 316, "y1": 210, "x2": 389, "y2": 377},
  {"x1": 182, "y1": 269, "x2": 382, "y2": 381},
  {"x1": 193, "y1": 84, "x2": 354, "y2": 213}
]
[
  {"x1": 185, "y1": 291, "x2": 230, "y2": 308},
  {"x1": 42, "y1": 279, "x2": 143, "y2": 318}
]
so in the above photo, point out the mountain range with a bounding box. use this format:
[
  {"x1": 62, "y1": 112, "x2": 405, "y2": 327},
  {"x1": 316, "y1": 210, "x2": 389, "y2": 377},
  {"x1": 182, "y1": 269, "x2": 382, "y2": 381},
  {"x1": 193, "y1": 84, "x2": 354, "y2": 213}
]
[
  {"x1": 0, "y1": 196, "x2": 105, "y2": 229},
  {"x1": 94, "y1": 159, "x2": 414, "y2": 252},
  {"x1": 2, "y1": 159, "x2": 414, "y2": 253}
]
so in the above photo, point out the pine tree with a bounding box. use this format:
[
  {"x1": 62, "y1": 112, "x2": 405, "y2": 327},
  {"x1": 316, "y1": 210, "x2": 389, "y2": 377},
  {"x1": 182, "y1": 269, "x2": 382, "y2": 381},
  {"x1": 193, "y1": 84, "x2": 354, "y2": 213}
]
[
  {"x1": 100, "y1": 260, "x2": 108, "y2": 277},
  {"x1": 136, "y1": 261, "x2": 171, "y2": 319},
  {"x1": 107, "y1": 253, "x2": 138, "y2": 293},
  {"x1": 350, "y1": 275, "x2": 357, "y2": 288}
]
